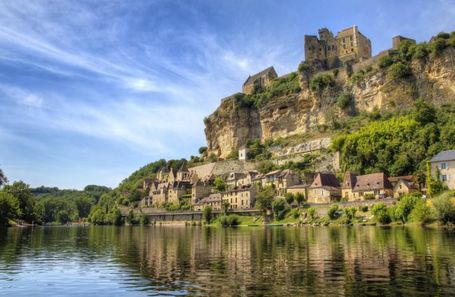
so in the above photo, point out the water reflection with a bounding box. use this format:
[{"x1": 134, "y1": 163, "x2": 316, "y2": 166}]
[{"x1": 0, "y1": 226, "x2": 455, "y2": 296}]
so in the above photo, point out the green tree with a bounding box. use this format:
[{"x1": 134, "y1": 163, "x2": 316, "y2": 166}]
[
  {"x1": 394, "y1": 193, "x2": 420, "y2": 223},
  {"x1": 213, "y1": 177, "x2": 227, "y2": 192},
  {"x1": 284, "y1": 193, "x2": 295, "y2": 205},
  {"x1": 328, "y1": 204, "x2": 340, "y2": 220},
  {"x1": 4, "y1": 181, "x2": 37, "y2": 223},
  {"x1": 344, "y1": 207, "x2": 357, "y2": 223},
  {"x1": 222, "y1": 201, "x2": 230, "y2": 215},
  {"x1": 198, "y1": 146, "x2": 208, "y2": 155},
  {"x1": 0, "y1": 168, "x2": 8, "y2": 187},
  {"x1": 272, "y1": 198, "x2": 288, "y2": 220},
  {"x1": 372, "y1": 203, "x2": 392, "y2": 224},
  {"x1": 202, "y1": 206, "x2": 213, "y2": 224},
  {"x1": 74, "y1": 196, "x2": 94, "y2": 219},
  {"x1": 432, "y1": 193, "x2": 455, "y2": 224},
  {"x1": 0, "y1": 191, "x2": 19, "y2": 226},
  {"x1": 295, "y1": 192, "x2": 305, "y2": 206},
  {"x1": 255, "y1": 186, "x2": 275, "y2": 218}
]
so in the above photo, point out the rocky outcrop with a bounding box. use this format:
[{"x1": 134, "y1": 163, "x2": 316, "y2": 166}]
[{"x1": 205, "y1": 48, "x2": 455, "y2": 158}]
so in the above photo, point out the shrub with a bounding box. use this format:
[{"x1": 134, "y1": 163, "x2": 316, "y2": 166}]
[
  {"x1": 372, "y1": 203, "x2": 392, "y2": 224},
  {"x1": 203, "y1": 206, "x2": 213, "y2": 224},
  {"x1": 364, "y1": 193, "x2": 375, "y2": 200},
  {"x1": 298, "y1": 62, "x2": 310, "y2": 73},
  {"x1": 308, "y1": 207, "x2": 317, "y2": 220},
  {"x1": 227, "y1": 215, "x2": 240, "y2": 226},
  {"x1": 309, "y1": 74, "x2": 335, "y2": 93},
  {"x1": 272, "y1": 198, "x2": 289, "y2": 220},
  {"x1": 394, "y1": 193, "x2": 420, "y2": 223},
  {"x1": 337, "y1": 92, "x2": 353, "y2": 109},
  {"x1": 429, "y1": 38, "x2": 447, "y2": 57},
  {"x1": 295, "y1": 193, "x2": 305, "y2": 206},
  {"x1": 285, "y1": 193, "x2": 295, "y2": 205},
  {"x1": 432, "y1": 194, "x2": 455, "y2": 224},
  {"x1": 413, "y1": 44, "x2": 428, "y2": 60},
  {"x1": 344, "y1": 207, "x2": 357, "y2": 223},
  {"x1": 359, "y1": 205, "x2": 368, "y2": 212},
  {"x1": 219, "y1": 215, "x2": 240, "y2": 227},
  {"x1": 409, "y1": 200, "x2": 434, "y2": 225},
  {"x1": 289, "y1": 208, "x2": 300, "y2": 219},
  {"x1": 328, "y1": 204, "x2": 340, "y2": 220},
  {"x1": 378, "y1": 55, "x2": 394, "y2": 69},
  {"x1": 387, "y1": 62, "x2": 412, "y2": 80},
  {"x1": 139, "y1": 214, "x2": 150, "y2": 225},
  {"x1": 350, "y1": 71, "x2": 365, "y2": 86}
]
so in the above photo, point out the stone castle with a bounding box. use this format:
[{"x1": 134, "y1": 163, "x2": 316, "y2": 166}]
[{"x1": 304, "y1": 25, "x2": 372, "y2": 69}]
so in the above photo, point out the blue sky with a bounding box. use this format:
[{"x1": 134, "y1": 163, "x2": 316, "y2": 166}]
[{"x1": 0, "y1": 0, "x2": 454, "y2": 189}]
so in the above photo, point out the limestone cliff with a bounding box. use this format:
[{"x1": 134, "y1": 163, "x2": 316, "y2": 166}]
[{"x1": 205, "y1": 47, "x2": 455, "y2": 158}]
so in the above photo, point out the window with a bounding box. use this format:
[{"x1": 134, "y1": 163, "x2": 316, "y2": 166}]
[
  {"x1": 440, "y1": 162, "x2": 447, "y2": 170},
  {"x1": 441, "y1": 175, "x2": 448, "y2": 182}
]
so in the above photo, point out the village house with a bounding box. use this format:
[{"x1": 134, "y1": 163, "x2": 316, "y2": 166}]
[
  {"x1": 242, "y1": 66, "x2": 278, "y2": 95},
  {"x1": 388, "y1": 176, "x2": 418, "y2": 198},
  {"x1": 430, "y1": 150, "x2": 455, "y2": 190},
  {"x1": 342, "y1": 172, "x2": 393, "y2": 201},
  {"x1": 258, "y1": 169, "x2": 301, "y2": 196},
  {"x1": 307, "y1": 172, "x2": 341, "y2": 204},
  {"x1": 149, "y1": 164, "x2": 193, "y2": 206},
  {"x1": 191, "y1": 176, "x2": 213, "y2": 205},
  {"x1": 226, "y1": 170, "x2": 259, "y2": 190},
  {"x1": 286, "y1": 184, "x2": 307, "y2": 197},
  {"x1": 193, "y1": 193, "x2": 222, "y2": 211},
  {"x1": 222, "y1": 185, "x2": 256, "y2": 210}
]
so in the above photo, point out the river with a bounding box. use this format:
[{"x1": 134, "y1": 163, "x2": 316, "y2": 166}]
[{"x1": 0, "y1": 226, "x2": 454, "y2": 296}]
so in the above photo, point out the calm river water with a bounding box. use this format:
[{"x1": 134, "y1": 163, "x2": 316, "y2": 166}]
[{"x1": 0, "y1": 226, "x2": 455, "y2": 296}]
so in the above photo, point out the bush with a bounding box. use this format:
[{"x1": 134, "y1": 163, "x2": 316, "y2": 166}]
[
  {"x1": 272, "y1": 198, "x2": 289, "y2": 220},
  {"x1": 413, "y1": 44, "x2": 428, "y2": 60},
  {"x1": 337, "y1": 92, "x2": 353, "y2": 109},
  {"x1": 350, "y1": 71, "x2": 365, "y2": 86},
  {"x1": 344, "y1": 207, "x2": 357, "y2": 223},
  {"x1": 387, "y1": 62, "x2": 412, "y2": 80},
  {"x1": 364, "y1": 193, "x2": 375, "y2": 200},
  {"x1": 328, "y1": 204, "x2": 340, "y2": 220},
  {"x1": 298, "y1": 62, "x2": 310, "y2": 73},
  {"x1": 359, "y1": 205, "x2": 369, "y2": 212},
  {"x1": 295, "y1": 193, "x2": 305, "y2": 206},
  {"x1": 409, "y1": 200, "x2": 434, "y2": 225},
  {"x1": 372, "y1": 203, "x2": 392, "y2": 224},
  {"x1": 139, "y1": 214, "x2": 150, "y2": 225},
  {"x1": 309, "y1": 74, "x2": 335, "y2": 93},
  {"x1": 394, "y1": 193, "x2": 420, "y2": 223},
  {"x1": 203, "y1": 206, "x2": 213, "y2": 224},
  {"x1": 219, "y1": 215, "x2": 240, "y2": 227},
  {"x1": 378, "y1": 55, "x2": 395, "y2": 69},
  {"x1": 432, "y1": 194, "x2": 455, "y2": 224},
  {"x1": 289, "y1": 208, "x2": 300, "y2": 219},
  {"x1": 308, "y1": 207, "x2": 316, "y2": 220},
  {"x1": 284, "y1": 193, "x2": 295, "y2": 204}
]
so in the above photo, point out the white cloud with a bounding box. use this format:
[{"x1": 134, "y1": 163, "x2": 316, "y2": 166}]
[
  {"x1": 126, "y1": 78, "x2": 159, "y2": 92},
  {"x1": 0, "y1": 84, "x2": 44, "y2": 108}
]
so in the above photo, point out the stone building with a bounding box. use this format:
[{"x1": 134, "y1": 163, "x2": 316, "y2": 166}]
[
  {"x1": 222, "y1": 186, "x2": 256, "y2": 210},
  {"x1": 242, "y1": 66, "x2": 278, "y2": 95},
  {"x1": 342, "y1": 172, "x2": 393, "y2": 201},
  {"x1": 191, "y1": 176, "x2": 213, "y2": 204},
  {"x1": 392, "y1": 35, "x2": 416, "y2": 50},
  {"x1": 193, "y1": 193, "x2": 222, "y2": 211},
  {"x1": 304, "y1": 26, "x2": 372, "y2": 68},
  {"x1": 430, "y1": 150, "x2": 455, "y2": 190},
  {"x1": 258, "y1": 169, "x2": 301, "y2": 196},
  {"x1": 388, "y1": 176, "x2": 418, "y2": 198},
  {"x1": 307, "y1": 172, "x2": 341, "y2": 204}
]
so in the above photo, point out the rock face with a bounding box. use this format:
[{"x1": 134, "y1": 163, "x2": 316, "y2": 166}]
[{"x1": 205, "y1": 48, "x2": 455, "y2": 158}]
